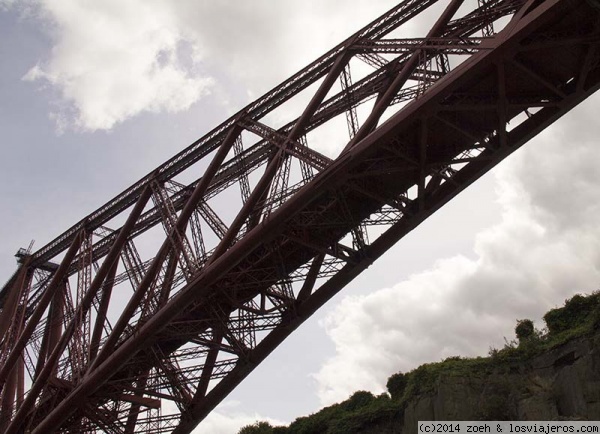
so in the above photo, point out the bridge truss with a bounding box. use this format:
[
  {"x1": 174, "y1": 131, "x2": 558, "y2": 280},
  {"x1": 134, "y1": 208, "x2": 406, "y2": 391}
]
[{"x1": 1, "y1": 0, "x2": 599, "y2": 432}]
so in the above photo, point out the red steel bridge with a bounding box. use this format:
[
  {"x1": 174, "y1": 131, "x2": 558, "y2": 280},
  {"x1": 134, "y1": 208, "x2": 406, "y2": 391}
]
[{"x1": 1, "y1": 0, "x2": 599, "y2": 432}]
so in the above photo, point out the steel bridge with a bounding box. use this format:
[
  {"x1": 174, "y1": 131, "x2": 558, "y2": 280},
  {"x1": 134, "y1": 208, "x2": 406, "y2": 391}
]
[{"x1": 1, "y1": 0, "x2": 599, "y2": 432}]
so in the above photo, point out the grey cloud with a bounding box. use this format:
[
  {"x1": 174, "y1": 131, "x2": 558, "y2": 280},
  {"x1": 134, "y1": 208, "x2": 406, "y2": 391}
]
[{"x1": 313, "y1": 93, "x2": 600, "y2": 405}]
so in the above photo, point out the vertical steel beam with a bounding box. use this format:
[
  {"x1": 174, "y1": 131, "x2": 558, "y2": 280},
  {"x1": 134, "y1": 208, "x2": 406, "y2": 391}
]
[
  {"x1": 89, "y1": 258, "x2": 119, "y2": 361},
  {"x1": 15, "y1": 354, "x2": 24, "y2": 411},
  {"x1": 31, "y1": 297, "x2": 53, "y2": 381},
  {"x1": 344, "y1": 0, "x2": 466, "y2": 151},
  {"x1": 6, "y1": 185, "x2": 153, "y2": 434},
  {"x1": 297, "y1": 253, "x2": 325, "y2": 302},
  {"x1": 0, "y1": 365, "x2": 17, "y2": 432},
  {"x1": 190, "y1": 328, "x2": 224, "y2": 404},
  {"x1": 123, "y1": 370, "x2": 150, "y2": 434},
  {"x1": 0, "y1": 262, "x2": 29, "y2": 342},
  {"x1": 156, "y1": 251, "x2": 179, "y2": 308},
  {"x1": 0, "y1": 234, "x2": 82, "y2": 391},
  {"x1": 46, "y1": 282, "x2": 66, "y2": 374}
]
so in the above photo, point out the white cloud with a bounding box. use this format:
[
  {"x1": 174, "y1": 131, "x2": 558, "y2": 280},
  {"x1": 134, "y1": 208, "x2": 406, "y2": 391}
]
[
  {"x1": 175, "y1": 0, "x2": 400, "y2": 95},
  {"x1": 312, "y1": 94, "x2": 600, "y2": 406},
  {"x1": 19, "y1": 0, "x2": 212, "y2": 131},
  {"x1": 14, "y1": 0, "x2": 404, "y2": 132}
]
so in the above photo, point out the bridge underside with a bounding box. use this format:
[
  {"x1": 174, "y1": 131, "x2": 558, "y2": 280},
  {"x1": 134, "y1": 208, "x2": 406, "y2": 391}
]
[{"x1": 1, "y1": 0, "x2": 600, "y2": 432}]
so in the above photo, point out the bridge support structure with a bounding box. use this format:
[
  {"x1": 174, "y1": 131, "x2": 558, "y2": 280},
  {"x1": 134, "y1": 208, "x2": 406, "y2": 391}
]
[{"x1": 1, "y1": 0, "x2": 599, "y2": 432}]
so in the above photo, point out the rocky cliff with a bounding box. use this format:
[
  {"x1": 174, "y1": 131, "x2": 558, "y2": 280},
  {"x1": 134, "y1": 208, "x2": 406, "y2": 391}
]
[
  {"x1": 239, "y1": 292, "x2": 600, "y2": 434},
  {"x1": 399, "y1": 331, "x2": 600, "y2": 432}
]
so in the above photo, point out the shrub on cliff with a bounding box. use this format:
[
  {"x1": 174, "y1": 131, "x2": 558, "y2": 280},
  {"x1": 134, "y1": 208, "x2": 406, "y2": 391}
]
[
  {"x1": 341, "y1": 391, "x2": 375, "y2": 412},
  {"x1": 544, "y1": 293, "x2": 600, "y2": 335},
  {"x1": 386, "y1": 372, "x2": 407, "y2": 400},
  {"x1": 515, "y1": 319, "x2": 535, "y2": 341}
]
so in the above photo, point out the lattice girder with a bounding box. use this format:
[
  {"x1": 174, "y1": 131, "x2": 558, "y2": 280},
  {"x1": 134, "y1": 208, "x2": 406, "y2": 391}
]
[{"x1": 0, "y1": 0, "x2": 599, "y2": 432}]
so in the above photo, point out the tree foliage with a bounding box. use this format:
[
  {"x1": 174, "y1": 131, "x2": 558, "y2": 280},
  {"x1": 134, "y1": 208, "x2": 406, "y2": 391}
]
[
  {"x1": 544, "y1": 293, "x2": 599, "y2": 334},
  {"x1": 239, "y1": 421, "x2": 278, "y2": 434},
  {"x1": 515, "y1": 319, "x2": 535, "y2": 341},
  {"x1": 386, "y1": 372, "x2": 407, "y2": 400}
]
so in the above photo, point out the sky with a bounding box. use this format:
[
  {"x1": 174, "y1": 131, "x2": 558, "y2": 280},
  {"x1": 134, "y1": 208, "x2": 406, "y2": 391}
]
[{"x1": 1, "y1": 1, "x2": 600, "y2": 433}]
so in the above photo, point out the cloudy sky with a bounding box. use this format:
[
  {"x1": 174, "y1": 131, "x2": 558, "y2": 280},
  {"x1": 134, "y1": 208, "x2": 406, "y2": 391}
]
[{"x1": 1, "y1": 1, "x2": 600, "y2": 433}]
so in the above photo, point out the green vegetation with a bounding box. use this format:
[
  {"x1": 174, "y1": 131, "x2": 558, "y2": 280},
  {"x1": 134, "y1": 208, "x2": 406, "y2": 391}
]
[
  {"x1": 544, "y1": 293, "x2": 600, "y2": 335},
  {"x1": 491, "y1": 291, "x2": 600, "y2": 364},
  {"x1": 239, "y1": 421, "x2": 286, "y2": 434},
  {"x1": 385, "y1": 372, "x2": 407, "y2": 400},
  {"x1": 238, "y1": 291, "x2": 600, "y2": 434},
  {"x1": 238, "y1": 391, "x2": 398, "y2": 434},
  {"x1": 515, "y1": 319, "x2": 535, "y2": 341}
]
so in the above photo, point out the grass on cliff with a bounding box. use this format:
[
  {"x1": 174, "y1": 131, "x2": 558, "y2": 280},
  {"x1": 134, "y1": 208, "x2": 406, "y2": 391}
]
[
  {"x1": 238, "y1": 291, "x2": 600, "y2": 434},
  {"x1": 238, "y1": 391, "x2": 399, "y2": 434}
]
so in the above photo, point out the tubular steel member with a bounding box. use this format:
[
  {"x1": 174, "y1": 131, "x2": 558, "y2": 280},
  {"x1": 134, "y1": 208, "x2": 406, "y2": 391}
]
[{"x1": 1, "y1": 0, "x2": 600, "y2": 432}]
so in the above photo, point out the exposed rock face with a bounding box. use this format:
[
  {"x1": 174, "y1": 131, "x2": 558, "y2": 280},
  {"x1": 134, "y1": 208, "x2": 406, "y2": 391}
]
[
  {"x1": 394, "y1": 333, "x2": 600, "y2": 433},
  {"x1": 339, "y1": 333, "x2": 600, "y2": 434}
]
